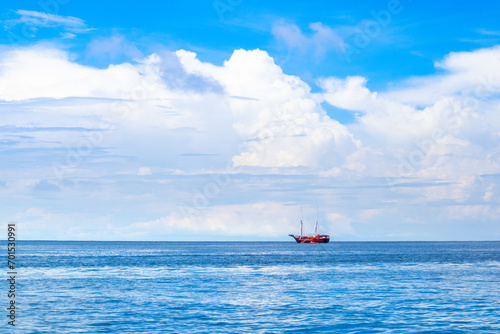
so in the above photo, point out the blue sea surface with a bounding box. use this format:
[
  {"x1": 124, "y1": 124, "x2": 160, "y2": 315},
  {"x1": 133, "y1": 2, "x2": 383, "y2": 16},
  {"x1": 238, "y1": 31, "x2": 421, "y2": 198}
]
[{"x1": 6, "y1": 241, "x2": 500, "y2": 333}]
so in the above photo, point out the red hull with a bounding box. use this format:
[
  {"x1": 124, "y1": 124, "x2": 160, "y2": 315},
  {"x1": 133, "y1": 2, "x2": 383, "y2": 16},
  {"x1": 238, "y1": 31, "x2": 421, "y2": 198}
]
[{"x1": 289, "y1": 234, "x2": 330, "y2": 243}]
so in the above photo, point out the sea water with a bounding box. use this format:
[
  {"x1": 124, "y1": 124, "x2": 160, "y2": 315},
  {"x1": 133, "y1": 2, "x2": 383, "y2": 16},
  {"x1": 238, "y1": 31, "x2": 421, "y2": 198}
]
[{"x1": 6, "y1": 241, "x2": 500, "y2": 333}]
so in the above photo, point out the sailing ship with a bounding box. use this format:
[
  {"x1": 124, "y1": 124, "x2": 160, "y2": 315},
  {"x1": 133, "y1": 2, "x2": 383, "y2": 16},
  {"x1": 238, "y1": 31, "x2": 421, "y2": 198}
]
[{"x1": 289, "y1": 217, "x2": 330, "y2": 243}]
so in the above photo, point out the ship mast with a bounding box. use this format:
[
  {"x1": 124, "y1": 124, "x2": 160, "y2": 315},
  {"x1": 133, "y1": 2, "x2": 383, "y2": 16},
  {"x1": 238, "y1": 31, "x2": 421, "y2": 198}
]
[
  {"x1": 314, "y1": 207, "x2": 319, "y2": 235},
  {"x1": 300, "y1": 206, "x2": 303, "y2": 237}
]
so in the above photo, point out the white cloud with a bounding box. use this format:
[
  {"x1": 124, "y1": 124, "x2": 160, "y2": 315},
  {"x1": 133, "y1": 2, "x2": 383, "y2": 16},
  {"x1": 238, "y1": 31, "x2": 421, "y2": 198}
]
[
  {"x1": 272, "y1": 20, "x2": 346, "y2": 58},
  {"x1": 383, "y1": 45, "x2": 500, "y2": 105},
  {"x1": 15, "y1": 207, "x2": 47, "y2": 219},
  {"x1": 477, "y1": 29, "x2": 500, "y2": 36},
  {"x1": 12, "y1": 207, "x2": 116, "y2": 240},
  {"x1": 0, "y1": 46, "x2": 146, "y2": 100},
  {"x1": 317, "y1": 46, "x2": 500, "y2": 211},
  {"x1": 3, "y1": 45, "x2": 500, "y2": 180},
  {"x1": 176, "y1": 48, "x2": 360, "y2": 168},
  {"x1": 138, "y1": 167, "x2": 152, "y2": 175},
  {"x1": 3, "y1": 45, "x2": 357, "y2": 175},
  {"x1": 9, "y1": 10, "x2": 93, "y2": 33},
  {"x1": 446, "y1": 204, "x2": 500, "y2": 221},
  {"x1": 86, "y1": 35, "x2": 143, "y2": 64},
  {"x1": 325, "y1": 212, "x2": 356, "y2": 236},
  {"x1": 3, "y1": 44, "x2": 500, "y2": 183},
  {"x1": 2, "y1": 44, "x2": 500, "y2": 239},
  {"x1": 128, "y1": 202, "x2": 296, "y2": 238},
  {"x1": 15, "y1": 9, "x2": 86, "y2": 28},
  {"x1": 118, "y1": 204, "x2": 359, "y2": 239},
  {"x1": 61, "y1": 32, "x2": 76, "y2": 39}
]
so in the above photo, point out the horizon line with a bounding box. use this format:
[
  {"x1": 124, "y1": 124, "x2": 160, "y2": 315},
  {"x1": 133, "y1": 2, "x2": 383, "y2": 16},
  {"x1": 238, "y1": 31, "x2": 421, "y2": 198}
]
[{"x1": 8, "y1": 239, "x2": 500, "y2": 242}]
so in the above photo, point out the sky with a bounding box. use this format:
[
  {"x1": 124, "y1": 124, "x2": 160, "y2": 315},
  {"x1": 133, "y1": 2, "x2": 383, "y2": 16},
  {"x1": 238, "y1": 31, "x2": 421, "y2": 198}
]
[{"x1": 1, "y1": 0, "x2": 500, "y2": 241}]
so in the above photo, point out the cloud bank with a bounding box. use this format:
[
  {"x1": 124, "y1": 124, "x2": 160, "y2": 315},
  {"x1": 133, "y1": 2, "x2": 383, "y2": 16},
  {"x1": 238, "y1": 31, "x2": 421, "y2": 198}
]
[{"x1": 2, "y1": 43, "x2": 500, "y2": 240}]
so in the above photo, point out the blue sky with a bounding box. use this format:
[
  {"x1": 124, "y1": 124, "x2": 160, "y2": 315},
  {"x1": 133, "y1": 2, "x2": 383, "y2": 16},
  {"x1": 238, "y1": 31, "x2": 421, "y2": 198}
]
[{"x1": 1, "y1": 0, "x2": 500, "y2": 240}]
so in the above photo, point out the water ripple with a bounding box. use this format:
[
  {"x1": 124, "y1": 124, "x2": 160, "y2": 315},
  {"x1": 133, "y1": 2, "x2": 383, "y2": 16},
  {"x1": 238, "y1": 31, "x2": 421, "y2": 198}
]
[{"x1": 5, "y1": 241, "x2": 500, "y2": 333}]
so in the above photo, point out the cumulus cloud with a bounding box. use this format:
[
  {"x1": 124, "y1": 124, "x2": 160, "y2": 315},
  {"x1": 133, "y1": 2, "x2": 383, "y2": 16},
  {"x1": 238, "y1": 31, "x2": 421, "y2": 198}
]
[
  {"x1": 383, "y1": 45, "x2": 500, "y2": 105},
  {"x1": 2, "y1": 44, "x2": 500, "y2": 239},
  {"x1": 3, "y1": 45, "x2": 500, "y2": 172},
  {"x1": 320, "y1": 45, "x2": 500, "y2": 205},
  {"x1": 176, "y1": 48, "x2": 359, "y2": 168},
  {"x1": 0, "y1": 46, "x2": 146, "y2": 100},
  {"x1": 3, "y1": 44, "x2": 500, "y2": 182}
]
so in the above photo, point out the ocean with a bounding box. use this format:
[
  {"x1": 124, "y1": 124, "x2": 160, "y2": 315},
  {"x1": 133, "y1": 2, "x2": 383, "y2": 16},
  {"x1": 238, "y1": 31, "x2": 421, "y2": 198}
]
[{"x1": 6, "y1": 241, "x2": 500, "y2": 333}]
